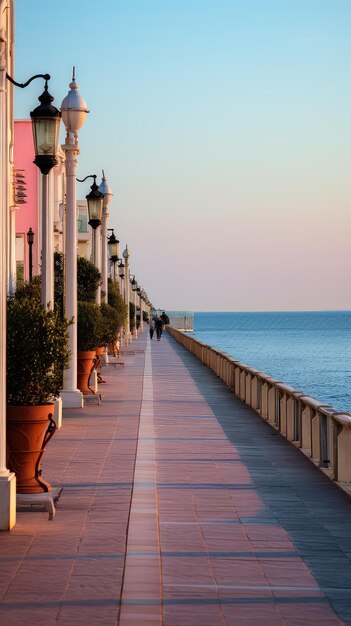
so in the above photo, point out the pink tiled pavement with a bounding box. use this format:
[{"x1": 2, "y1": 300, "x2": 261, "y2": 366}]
[
  {"x1": 0, "y1": 331, "x2": 347, "y2": 625},
  {"x1": 0, "y1": 334, "x2": 147, "y2": 626}
]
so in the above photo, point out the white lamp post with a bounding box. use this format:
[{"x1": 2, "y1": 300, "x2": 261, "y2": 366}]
[
  {"x1": 30, "y1": 79, "x2": 61, "y2": 310},
  {"x1": 108, "y1": 230, "x2": 119, "y2": 282},
  {"x1": 122, "y1": 245, "x2": 130, "y2": 345},
  {"x1": 0, "y1": 8, "x2": 16, "y2": 530},
  {"x1": 77, "y1": 174, "x2": 104, "y2": 303},
  {"x1": 130, "y1": 275, "x2": 138, "y2": 338},
  {"x1": 60, "y1": 69, "x2": 89, "y2": 408},
  {"x1": 99, "y1": 171, "x2": 113, "y2": 302},
  {"x1": 139, "y1": 289, "x2": 145, "y2": 333}
]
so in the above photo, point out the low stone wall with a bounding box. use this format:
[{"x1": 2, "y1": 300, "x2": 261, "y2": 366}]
[{"x1": 167, "y1": 326, "x2": 351, "y2": 487}]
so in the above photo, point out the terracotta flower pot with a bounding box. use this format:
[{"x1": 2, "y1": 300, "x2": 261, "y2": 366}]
[
  {"x1": 6, "y1": 404, "x2": 56, "y2": 493},
  {"x1": 95, "y1": 346, "x2": 105, "y2": 370},
  {"x1": 77, "y1": 350, "x2": 96, "y2": 394}
]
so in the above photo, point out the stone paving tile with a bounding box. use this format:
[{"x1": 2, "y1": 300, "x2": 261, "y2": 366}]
[
  {"x1": 165, "y1": 334, "x2": 351, "y2": 625},
  {"x1": 0, "y1": 333, "x2": 147, "y2": 625}
]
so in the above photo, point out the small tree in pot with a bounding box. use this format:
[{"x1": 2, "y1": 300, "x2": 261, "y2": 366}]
[
  {"x1": 100, "y1": 302, "x2": 121, "y2": 346},
  {"x1": 77, "y1": 301, "x2": 103, "y2": 394},
  {"x1": 7, "y1": 297, "x2": 70, "y2": 493},
  {"x1": 107, "y1": 280, "x2": 128, "y2": 354}
]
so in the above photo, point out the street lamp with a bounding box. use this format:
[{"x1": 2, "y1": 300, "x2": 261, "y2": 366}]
[
  {"x1": 6, "y1": 72, "x2": 60, "y2": 305},
  {"x1": 60, "y1": 68, "x2": 89, "y2": 409},
  {"x1": 30, "y1": 79, "x2": 61, "y2": 175},
  {"x1": 130, "y1": 275, "x2": 138, "y2": 338},
  {"x1": 30, "y1": 79, "x2": 61, "y2": 311},
  {"x1": 136, "y1": 285, "x2": 144, "y2": 333},
  {"x1": 77, "y1": 175, "x2": 104, "y2": 274},
  {"x1": 118, "y1": 260, "x2": 125, "y2": 280},
  {"x1": 26, "y1": 228, "x2": 34, "y2": 283},
  {"x1": 122, "y1": 245, "x2": 131, "y2": 344},
  {"x1": 108, "y1": 229, "x2": 119, "y2": 281},
  {"x1": 99, "y1": 171, "x2": 113, "y2": 301}
]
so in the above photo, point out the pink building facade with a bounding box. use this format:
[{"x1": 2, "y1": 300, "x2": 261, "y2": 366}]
[
  {"x1": 13, "y1": 120, "x2": 39, "y2": 282},
  {"x1": 14, "y1": 120, "x2": 65, "y2": 285}
]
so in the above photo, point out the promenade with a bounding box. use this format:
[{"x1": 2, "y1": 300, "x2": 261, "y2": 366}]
[{"x1": 1, "y1": 330, "x2": 351, "y2": 626}]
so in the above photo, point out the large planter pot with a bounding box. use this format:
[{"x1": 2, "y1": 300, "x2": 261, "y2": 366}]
[
  {"x1": 77, "y1": 350, "x2": 96, "y2": 394},
  {"x1": 6, "y1": 404, "x2": 56, "y2": 493},
  {"x1": 95, "y1": 346, "x2": 105, "y2": 370}
]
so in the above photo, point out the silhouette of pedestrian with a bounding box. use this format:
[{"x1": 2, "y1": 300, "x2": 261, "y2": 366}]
[{"x1": 155, "y1": 317, "x2": 163, "y2": 341}]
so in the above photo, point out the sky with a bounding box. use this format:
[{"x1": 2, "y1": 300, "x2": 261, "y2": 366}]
[{"x1": 14, "y1": 0, "x2": 351, "y2": 311}]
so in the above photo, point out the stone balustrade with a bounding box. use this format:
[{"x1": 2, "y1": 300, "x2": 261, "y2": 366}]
[{"x1": 167, "y1": 326, "x2": 351, "y2": 486}]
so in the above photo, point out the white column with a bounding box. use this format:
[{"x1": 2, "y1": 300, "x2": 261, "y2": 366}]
[
  {"x1": 133, "y1": 288, "x2": 138, "y2": 338},
  {"x1": 60, "y1": 131, "x2": 83, "y2": 408},
  {"x1": 95, "y1": 225, "x2": 101, "y2": 304},
  {"x1": 41, "y1": 173, "x2": 54, "y2": 310},
  {"x1": 0, "y1": 0, "x2": 16, "y2": 530},
  {"x1": 101, "y1": 208, "x2": 108, "y2": 302},
  {"x1": 139, "y1": 293, "x2": 144, "y2": 333},
  {"x1": 126, "y1": 265, "x2": 131, "y2": 343},
  {"x1": 91, "y1": 226, "x2": 101, "y2": 304},
  {"x1": 123, "y1": 246, "x2": 130, "y2": 345}
]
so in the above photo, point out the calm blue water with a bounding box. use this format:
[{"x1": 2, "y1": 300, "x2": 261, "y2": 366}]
[{"x1": 193, "y1": 312, "x2": 351, "y2": 411}]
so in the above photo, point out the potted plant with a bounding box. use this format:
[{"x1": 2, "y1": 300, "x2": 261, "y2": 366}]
[
  {"x1": 77, "y1": 301, "x2": 103, "y2": 394},
  {"x1": 107, "y1": 280, "x2": 128, "y2": 354},
  {"x1": 6, "y1": 297, "x2": 69, "y2": 493}
]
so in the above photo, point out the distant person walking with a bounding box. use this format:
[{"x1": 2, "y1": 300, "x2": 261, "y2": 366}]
[
  {"x1": 155, "y1": 317, "x2": 163, "y2": 341},
  {"x1": 149, "y1": 318, "x2": 155, "y2": 340},
  {"x1": 161, "y1": 311, "x2": 170, "y2": 327}
]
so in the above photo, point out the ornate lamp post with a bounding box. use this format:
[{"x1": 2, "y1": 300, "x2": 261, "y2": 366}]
[
  {"x1": 60, "y1": 69, "x2": 89, "y2": 409},
  {"x1": 130, "y1": 275, "x2": 138, "y2": 338},
  {"x1": 30, "y1": 78, "x2": 61, "y2": 310},
  {"x1": 99, "y1": 171, "x2": 113, "y2": 301},
  {"x1": 108, "y1": 229, "x2": 119, "y2": 281},
  {"x1": 5, "y1": 72, "x2": 60, "y2": 303},
  {"x1": 26, "y1": 228, "x2": 34, "y2": 283},
  {"x1": 119, "y1": 260, "x2": 125, "y2": 277},
  {"x1": 139, "y1": 289, "x2": 145, "y2": 333},
  {"x1": 122, "y1": 245, "x2": 130, "y2": 344},
  {"x1": 77, "y1": 174, "x2": 104, "y2": 304}
]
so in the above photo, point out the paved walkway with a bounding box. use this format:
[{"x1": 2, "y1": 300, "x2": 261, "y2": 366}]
[{"x1": 1, "y1": 331, "x2": 351, "y2": 625}]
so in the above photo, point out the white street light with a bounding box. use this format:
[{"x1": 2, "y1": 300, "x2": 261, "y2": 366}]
[
  {"x1": 122, "y1": 245, "x2": 131, "y2": 345},
  {"x1": 60, "y1": 68, "x2": 89, "y2": 409},
  {"x1": 99, "y1": 171, "x2": 113, "y2": 302}
]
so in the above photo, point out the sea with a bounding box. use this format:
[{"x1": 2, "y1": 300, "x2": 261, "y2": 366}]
[{"x1": 192, "y1": 311, "x2": 351, "y2": 412}]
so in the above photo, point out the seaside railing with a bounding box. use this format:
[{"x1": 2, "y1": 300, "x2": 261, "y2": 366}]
[
  {"x1": 153, "y1": 310, "x2": 194, "y2": 332},
  {"x1": 167, "y1": 326, "x2": 351, "y2": 487}
]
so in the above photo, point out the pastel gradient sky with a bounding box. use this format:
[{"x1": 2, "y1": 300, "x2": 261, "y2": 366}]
[{"x1": 14, "y1": 0, "x2": 351, "y2": 311}]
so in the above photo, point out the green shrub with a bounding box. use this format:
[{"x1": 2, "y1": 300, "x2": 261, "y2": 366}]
[
  {"x1": 7, "y1": 298, "x2": 70, "y2": 406},
  {"x1": 54, "y1": 251, "x2": 64, "y2": 314},
  {"x1": 78, "y1": 256, "x2": 101, "y2": 302},
  {"x1": 77, "y1": 301, "x2": 103, "y2": 351},
  {"x1": 100, "y1": 303, "x2": 120, "y2": 345},
  {"x1": 14, "y1": 275, "x2": 41, "y2": 303},
  {"x1": 108, "y1": 280, "x2": 128, "y2": 329}
]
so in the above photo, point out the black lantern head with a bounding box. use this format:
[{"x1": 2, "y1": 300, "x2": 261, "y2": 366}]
[
  {"x1": 86, "y1": 176, "x2": 104, "y2": 229},
  {"x1": 26, "y1": 227, "x2": 34, "y2": 245},
  {"x1": 118, "y1": 261, "x2": 125, "y2": 279},
  {"x1": 108, "y1": 230, "x2": 120, "y2": 263},
  {"x1": 30, "y1": 81, "x2": 61, "y2": 175}
]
